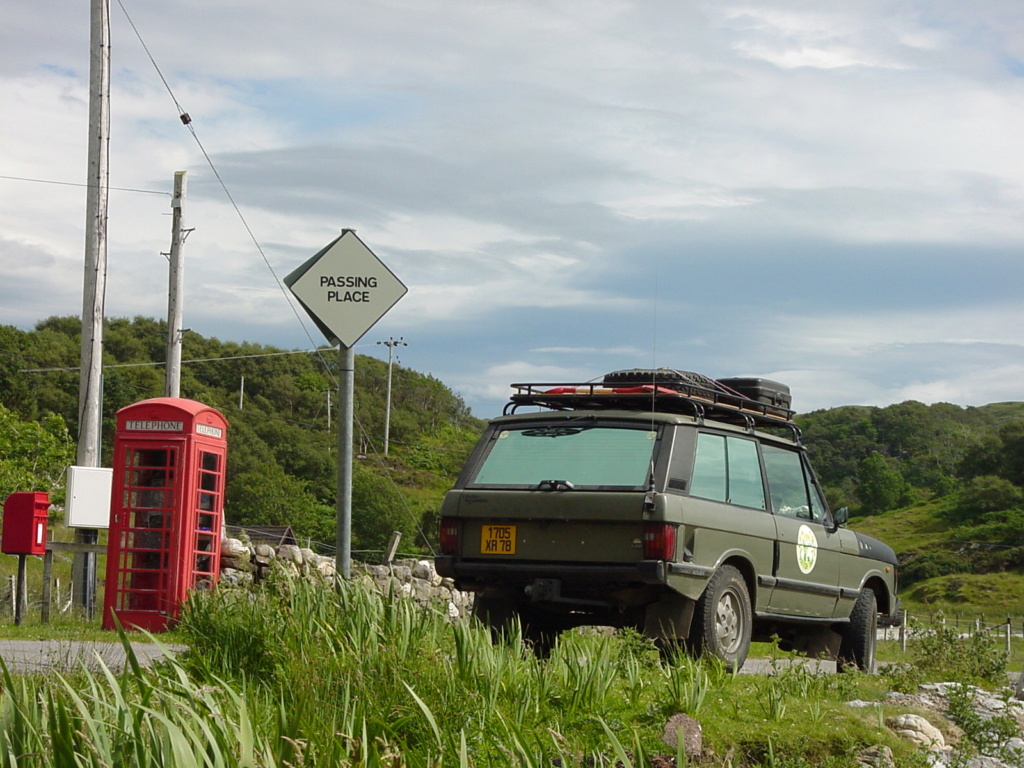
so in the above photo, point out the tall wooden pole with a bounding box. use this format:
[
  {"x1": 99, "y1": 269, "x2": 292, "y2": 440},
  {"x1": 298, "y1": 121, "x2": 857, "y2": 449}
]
[
  {"x1": 74, "y1": 0, "x2": 111, "y2": 617},
  {"x1": 164, "y1": 171, "x2": 187, "y2": 398},
  {"x1": 376, "y1": 337, "x2": 406, "y2": 456},
  {"x1": 78, "y1": 0, "x2": 110, "y2": 469}
]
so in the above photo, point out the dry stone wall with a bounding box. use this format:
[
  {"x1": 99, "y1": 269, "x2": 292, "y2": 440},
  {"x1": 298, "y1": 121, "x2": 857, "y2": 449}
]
[{"x1": 219, "y1": 537, "x2": 474, "y2": 619}]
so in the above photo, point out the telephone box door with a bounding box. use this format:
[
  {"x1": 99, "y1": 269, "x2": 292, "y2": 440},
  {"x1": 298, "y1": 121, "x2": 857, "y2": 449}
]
[
  {"x1": 107, "y1": 445, "x2": 179, "y2": 625},
  {"x1": 185, "y1": 446, "x2": 226, "y2": 593},
  {"x1": 103, "y1": 398, "x2": 228, "y2": 632}
]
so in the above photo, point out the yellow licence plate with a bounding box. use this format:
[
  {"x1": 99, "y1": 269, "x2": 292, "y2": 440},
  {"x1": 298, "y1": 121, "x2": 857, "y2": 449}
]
[{"x1": 480, "y1": 524, "x2": 516, "y2": 555}]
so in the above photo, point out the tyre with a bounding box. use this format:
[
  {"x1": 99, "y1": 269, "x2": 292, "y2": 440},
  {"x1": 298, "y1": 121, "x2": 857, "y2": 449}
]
[
  {"x1": 602, "y1": 368, "x2": 718, "y2": 391},
  {"x1": 688, "y1": 565, "x2": 752, "y2": 672},
  {"x1": 520, "y1": 608, "x2": 560, "y2": 659},
  {"x1": 838, "y1": 588, "x2": 877, "y2": 673},
  {"x1": 473, "y1": 596, "x2": 558, "y2": 657},
  {"x1": 472, "y1": 594, "x2": 517, "y2": 641}
]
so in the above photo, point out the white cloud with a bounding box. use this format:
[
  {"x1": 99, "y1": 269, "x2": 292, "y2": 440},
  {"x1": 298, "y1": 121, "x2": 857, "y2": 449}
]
[{"x1": 2, "y1": 0, "x2": 1023, "y2": 418}]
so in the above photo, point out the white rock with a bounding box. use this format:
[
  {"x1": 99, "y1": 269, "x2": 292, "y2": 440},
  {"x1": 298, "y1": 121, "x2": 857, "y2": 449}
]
[
  {"x1": 887, "y1": 714, "x2": 945, "y2": 749},
  {"x1": 221, "y1": 537, "x2": 247, "y2": 557}
]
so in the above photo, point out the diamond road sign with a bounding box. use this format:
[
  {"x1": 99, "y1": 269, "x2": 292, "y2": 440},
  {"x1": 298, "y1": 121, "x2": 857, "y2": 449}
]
[{"x1": 285, "y1": 230, "x2": 407, "y2": 348}]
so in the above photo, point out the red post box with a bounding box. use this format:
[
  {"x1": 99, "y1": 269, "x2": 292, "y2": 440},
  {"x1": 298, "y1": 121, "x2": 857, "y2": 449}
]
[
  {"x1": 2, "y1": 492, "x2": 50, "y2": 556},
  {"x1": 102, "y1": 398, "x2": 228, "y2": 632}
]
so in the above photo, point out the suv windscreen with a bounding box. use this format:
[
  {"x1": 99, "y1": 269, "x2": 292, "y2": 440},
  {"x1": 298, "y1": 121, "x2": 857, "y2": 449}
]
[{"x1": 469, "y1": 423, "x2": 658, "y2": 489}]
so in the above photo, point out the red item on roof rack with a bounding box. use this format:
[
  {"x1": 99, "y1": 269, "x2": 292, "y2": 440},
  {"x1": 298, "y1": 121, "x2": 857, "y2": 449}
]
[{"x1": 506, "y1": 369, "x2": 796, "y2": 429}]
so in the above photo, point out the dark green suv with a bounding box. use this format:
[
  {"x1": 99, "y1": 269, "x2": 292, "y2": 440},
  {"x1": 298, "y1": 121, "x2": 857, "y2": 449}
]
[{"x1": 436, "y1": 369, "x2": 899, "y2": 672}]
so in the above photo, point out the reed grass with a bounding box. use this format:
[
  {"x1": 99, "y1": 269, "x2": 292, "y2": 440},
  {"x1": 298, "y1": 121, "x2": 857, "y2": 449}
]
[{"x1": 0, "y1": 572, "x2": 1005, "y2": 766}]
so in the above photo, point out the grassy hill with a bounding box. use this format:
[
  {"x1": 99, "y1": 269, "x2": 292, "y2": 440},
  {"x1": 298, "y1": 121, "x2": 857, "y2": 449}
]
[{"x1": 850, "y1": 499, "x2": 1024, "y2": 620}]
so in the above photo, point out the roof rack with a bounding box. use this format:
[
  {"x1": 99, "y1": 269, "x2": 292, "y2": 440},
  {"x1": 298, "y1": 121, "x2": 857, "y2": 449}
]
[{"x1": 503, "y1": 378, "x2": 798, "y2": 434}]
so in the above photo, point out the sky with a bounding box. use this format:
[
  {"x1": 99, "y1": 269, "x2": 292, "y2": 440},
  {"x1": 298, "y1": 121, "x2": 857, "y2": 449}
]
[{"x1": 1, "y1": 0, "x2": 1022, "y2": 419}]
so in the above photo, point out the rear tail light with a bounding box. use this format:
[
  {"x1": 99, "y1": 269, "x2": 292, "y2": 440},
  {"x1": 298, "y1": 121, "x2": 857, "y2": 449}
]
[
  {"x1": 439, "y1": 517, "x2": 459, "y2": 555},
  {"x1": 643, "y1": 522, "x2": 677, "y2": 560}
]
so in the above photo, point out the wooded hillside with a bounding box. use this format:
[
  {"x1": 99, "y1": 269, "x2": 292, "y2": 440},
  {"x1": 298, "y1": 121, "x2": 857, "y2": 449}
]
[
  {"x1": 2, "y1": 317, "x2": 1022, "y2": 581},
  {"x1": 0, "y1": 316, "x2": 483, "y2": 555},
  {"x1": 797, "y1": 399, "x2": 1024, "y2": 588}
]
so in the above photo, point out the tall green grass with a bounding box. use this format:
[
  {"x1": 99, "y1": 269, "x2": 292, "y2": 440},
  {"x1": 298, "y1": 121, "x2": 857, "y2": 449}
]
[{"x1": 0, "y1": 572, "x2": 1009, "y2": 766}]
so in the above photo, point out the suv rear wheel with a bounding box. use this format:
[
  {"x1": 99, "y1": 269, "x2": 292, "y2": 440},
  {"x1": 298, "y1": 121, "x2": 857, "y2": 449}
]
[{"x1": 688, "y1": 565, "x2": 751, "y2": 672}]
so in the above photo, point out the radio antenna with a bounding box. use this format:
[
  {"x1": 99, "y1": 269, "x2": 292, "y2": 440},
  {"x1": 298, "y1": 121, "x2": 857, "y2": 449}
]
[{"x1": 650, "y1": 267, "x2": 659, "y2": 415}]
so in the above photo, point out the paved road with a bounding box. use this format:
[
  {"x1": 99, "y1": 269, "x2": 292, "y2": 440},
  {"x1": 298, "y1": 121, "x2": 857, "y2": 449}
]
[
  {"x1": 0, "y1": 639, "x2": 184, "y2": 675},
  {"x1": 742, "y1": 657, "x2": 837, "y2": 674},
  {"x1": 0, "y1": 638, "x2": 830, "y2": 676}
]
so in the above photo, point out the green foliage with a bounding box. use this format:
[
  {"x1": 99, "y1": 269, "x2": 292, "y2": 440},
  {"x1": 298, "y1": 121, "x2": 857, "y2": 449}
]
[
  {"x1": 403, "y1": 423, "x2": 480, "y2": 476},
  {"x1": 798, "y1": 400, "x2": 1024, "y2": 517},
  {"x1": 7, "y1": 577, "x2": 1024, "y2": 766},
  {"x1": 900, "y1": 550, "x2": 971, "y2": 585},
  {"x1": 168, "y1": 578, "x2": 923, "y2": 767},
  {"x1": 0, "y1": 316, "x2": 484, "y2": 553},
  {"x1": 948, "y1": 475, "x2": 1023, "y2": 523},
  {"x1": 351, "y1": 462, "x2": 419, "y2": 552},
  {"x1": 904, "y1": 621, "x2": 1007, "y2": 686},
  {"x1": 959, "y1": 420, "x2": 1024, "y2": 488},
  {"x1": 945, "y1": 683, "x2": 1024, "y2": 764},
  {"x1": 856, "y1": 452, "x2": 912, "y2": 515},
  {"x1": 0, "y1": 406, "x2": 75, "y2": 504},
  {"x1": 176, "y1": 586, "x2": 289, "y2": 682}
]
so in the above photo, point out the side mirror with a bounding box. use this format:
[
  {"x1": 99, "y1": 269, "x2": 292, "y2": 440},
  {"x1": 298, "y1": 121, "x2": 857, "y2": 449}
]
[{"x1": 833, "y1": 506, "x2": 849, "y2": 527}]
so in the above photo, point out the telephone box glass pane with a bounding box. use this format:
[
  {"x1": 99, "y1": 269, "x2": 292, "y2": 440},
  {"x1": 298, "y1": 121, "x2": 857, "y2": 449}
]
[
  {"x1": 117, "y1": 446, "x2": 177, "y2": 613},
  {"x1": 191, "y1": 451, "x2": 223, "y2": 586}
]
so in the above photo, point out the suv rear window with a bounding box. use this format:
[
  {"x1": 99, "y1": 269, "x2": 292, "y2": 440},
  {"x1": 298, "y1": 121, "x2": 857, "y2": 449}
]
[{"x1": 469, "y1": 424, "x2": 658, "y2": 489}]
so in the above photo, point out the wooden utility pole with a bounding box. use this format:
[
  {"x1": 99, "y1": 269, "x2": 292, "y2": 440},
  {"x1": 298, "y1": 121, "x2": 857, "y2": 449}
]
[
  {"x1": 376, "y1": 337, "x2": 407, "y2": 456},
  {"x1": 164, "y1": 171, "x2": 187, "y2": 398},
  {"x1": 73, "y1": 0, "x2": 111, "y2": 617},
  {"x1": 78, "y1": 0, "x2": 110, "y2": 469}
]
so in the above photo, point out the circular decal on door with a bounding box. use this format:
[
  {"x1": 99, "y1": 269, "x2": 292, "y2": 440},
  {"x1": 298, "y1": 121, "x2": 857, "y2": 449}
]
[{"x1": 796, "y1": 524, "x2": 818, "y2": 574}]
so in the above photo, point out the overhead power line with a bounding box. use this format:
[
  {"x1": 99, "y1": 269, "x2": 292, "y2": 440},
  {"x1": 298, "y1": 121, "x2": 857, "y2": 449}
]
[
  {"x1": 113, "y1": 0, "x2": 335, "y2": 385},
  {"x1": 17, "y1": 347, "x2": 324, "y2": 374},
  {"x1": 0, "y1": 174, "x2": 168, "y2": 196}
]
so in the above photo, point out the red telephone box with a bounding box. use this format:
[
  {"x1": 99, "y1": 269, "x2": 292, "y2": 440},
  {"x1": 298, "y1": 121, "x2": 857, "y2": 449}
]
[{"x1": 102, "y1": 398, "x2": 228, "y2": 632}]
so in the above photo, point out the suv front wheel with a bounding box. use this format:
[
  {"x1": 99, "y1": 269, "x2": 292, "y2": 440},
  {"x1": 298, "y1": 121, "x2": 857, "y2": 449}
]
[
  {"x1": 688, "y1": 565, "x2": 752, "y2": 672},
  {"x1": 838, "y1": 588, "x2": 877, "y2": 673}
]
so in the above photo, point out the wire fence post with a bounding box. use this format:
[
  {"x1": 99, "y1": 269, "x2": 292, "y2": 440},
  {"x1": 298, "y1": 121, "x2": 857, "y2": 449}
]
[
  {"x1": 41, "y1": 549, "x2": 53, "y2": 624},
  {"x1": 899, "y1": 609, "x2": 908, "y2": 653}
]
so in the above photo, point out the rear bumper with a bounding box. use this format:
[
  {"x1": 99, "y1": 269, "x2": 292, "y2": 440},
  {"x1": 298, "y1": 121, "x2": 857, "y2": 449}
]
[{"x1": 434, "y1": 556, "x2": 667, "y2": 590}]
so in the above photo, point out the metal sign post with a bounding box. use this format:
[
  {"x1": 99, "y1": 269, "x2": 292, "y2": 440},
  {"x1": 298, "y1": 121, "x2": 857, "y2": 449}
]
[
  {"x1": 285, "y1": 230, "x2": 407, "y2": 578},
  {"x1": 337, "y1": 345, "x2": 354, "y2": 578}
]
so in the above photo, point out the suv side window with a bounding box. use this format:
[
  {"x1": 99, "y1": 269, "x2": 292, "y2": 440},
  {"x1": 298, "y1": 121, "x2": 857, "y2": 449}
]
[
  {"x1": 690, "y1": 433, "x2": 766, "y2": 510},
  {"x1": 762, "y1": 444, "x2": 821, "y2": 521}
]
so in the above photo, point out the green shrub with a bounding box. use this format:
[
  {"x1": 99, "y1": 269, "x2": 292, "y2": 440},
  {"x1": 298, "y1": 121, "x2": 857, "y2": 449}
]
[
  {"x1": 947, "y1": 475, "x2": 1023, "y2": 523},
  {"x1": 900, "y1": 550, "x2": 971, "y2": 585},
  {"x1": 906, "y1": 621, "x2": 1007, "y2": 686},
  {"x1": 946, "y1": 683, "x2": 1024, "y2": 763}
]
